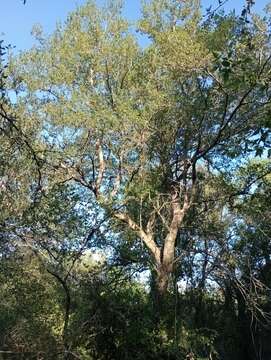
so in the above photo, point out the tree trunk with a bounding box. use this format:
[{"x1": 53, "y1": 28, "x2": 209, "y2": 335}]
[
  {"x1": 156, "y1": 265, "x2": 171, "y2": 295},
  {"x1": 151, "y1": 263, "x2": 173, "y2": 318},
  {"x1": 47, "y1": 270, "x2": 71, "y2": 358}
]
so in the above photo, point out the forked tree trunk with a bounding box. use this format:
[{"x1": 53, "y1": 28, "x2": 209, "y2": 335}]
[{"x1": 115, "y1": 192, "x2": 190, "y2": 302}]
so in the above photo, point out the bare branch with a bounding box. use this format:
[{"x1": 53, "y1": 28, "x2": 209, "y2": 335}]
[
  {"x1": 95, "y1": 139, "x2": 105, "y2": 196},
  {"x1": 162, "y1": 190, "x2": 190, "y2": 267},
  {"x1": 114, "y1": 211, "x2": 161, "y2": 265}
]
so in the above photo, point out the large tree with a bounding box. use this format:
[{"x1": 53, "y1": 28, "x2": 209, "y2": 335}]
[{"x1": 8, "y1": 0, "x2": 271, "y2": 298}]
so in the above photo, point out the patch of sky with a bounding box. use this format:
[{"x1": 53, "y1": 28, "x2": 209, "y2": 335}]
[{"x1": 3, "y1": 1, "x2": 268, "y2": 56}]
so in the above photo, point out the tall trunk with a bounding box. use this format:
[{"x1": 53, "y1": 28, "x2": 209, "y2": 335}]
[
  {"x1": 152, "y1": 262, "x2": 174, "y2": 318},
  {"x1": 156, "y1": 264, "x2": 172, "y2": 295},
  {"x1": 155, "y1": 191, "x2": 190, "y2": 296},
  {"x1": 150, "y1": 266, "x2": 171, "y2": 320},
  {"x1": 47, "y1": 270, "x2": 71, "y2": 358}
]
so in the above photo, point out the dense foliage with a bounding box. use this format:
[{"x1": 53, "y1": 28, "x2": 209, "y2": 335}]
[{"x1": 0, "y1": 0, "x2": 271, "y2": 359}]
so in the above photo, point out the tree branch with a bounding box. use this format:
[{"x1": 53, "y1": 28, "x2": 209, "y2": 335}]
[
  {"x1": 114, "y1": 211, "x2": 161, "y2": 265},
  {"x1": 95, "y1": 139, "x2": 105, "y2": 196}
]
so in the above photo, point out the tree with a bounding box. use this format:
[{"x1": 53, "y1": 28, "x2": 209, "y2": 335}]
[{"x1": 8, "y1": 0, "x2": 271, "y2": 303}]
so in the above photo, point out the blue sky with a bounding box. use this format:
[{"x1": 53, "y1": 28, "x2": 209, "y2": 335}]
[{"x1": 1, "y1": 0, "x2": 270, "y2": 52}]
